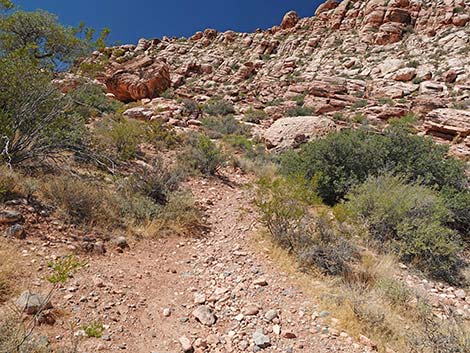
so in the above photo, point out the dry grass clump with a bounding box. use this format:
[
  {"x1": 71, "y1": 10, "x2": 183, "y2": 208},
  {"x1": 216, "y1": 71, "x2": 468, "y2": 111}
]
[{"x1": 0, "y1": 241, "x2": 19, "y2": 304}]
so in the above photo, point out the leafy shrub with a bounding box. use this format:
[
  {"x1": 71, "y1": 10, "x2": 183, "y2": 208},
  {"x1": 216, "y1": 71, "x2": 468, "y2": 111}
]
[
  {"x1": 203, "y1": 97, "x2": 235, "y2": 116},
  {"x1": 68, "y1": 83, "x2": 122, "y2": 118},
  {"x1": 181, "y1": 98, "x2": 200, "y2": 117},
  {"x1": 0, "y1": 54, "x2": 86, "y2": 166},
  {"x1": 345, "y1": 174, "x2": 463, "y2": 283},
  {"x1": 243, "y1": 108, "x2": 268, "y2": 124},
  {"x1": 94, "y1": 116, "x2": 145, "y2": 160},
  {"x1": 202, "y1": 115, "x2": 251, "y2": 139},
  {"x1": 82, "y1": 322, "x2": 105, "y2": 338},
  {"x1": 180, "y1": 134, "x2": 224, "y2": 175},
  {"x1": 285, "y1": 106, "x2": 313, "y2": 117},
  {"x1": 281, "y1": 122, "x2": 467, "y2": 205}
]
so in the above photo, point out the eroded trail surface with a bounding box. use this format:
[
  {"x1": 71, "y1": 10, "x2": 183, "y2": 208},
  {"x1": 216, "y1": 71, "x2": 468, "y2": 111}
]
[{"x1": 56, "y1": 175, "x2": 367, "y2": 353}]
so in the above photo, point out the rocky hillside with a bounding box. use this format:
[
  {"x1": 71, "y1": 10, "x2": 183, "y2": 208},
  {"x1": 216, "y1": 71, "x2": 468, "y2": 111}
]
[{"x1": 70, "y1": 0, "x2": 470, "y2": 157}]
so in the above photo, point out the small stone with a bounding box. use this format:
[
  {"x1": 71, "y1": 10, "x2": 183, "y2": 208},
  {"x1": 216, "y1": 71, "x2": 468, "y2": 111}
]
[
  {"x1": 194, "y1": 293, "x2": 206, "y2": 304},
  {"x1": 0, "y1": 209, "x2": 23, "y2": 224},
  {"x1": 283, "y1": 332, "x2": 297, "y2": 339},
  {"x1": 4, "y1": 224, "x2": 26, "y2": 239},
  {"x1": 17, "y1": 291, "x2": 52, "y2": 315},
  {"x1": 264, "y1": 309, "x2": 278, "y2": 322},
  {"x1": 455, "y1": 289, "x2": 466, "y2": 300},
  {"x1": 192, "y1": 305, "x2": 217, "y2": 326},
  {"x1": 114, "y1": 236, "x2": 129, "y2": 249},
  {"x1": 253, "y1": 329, "x2": 270, "y2": 349},
  {"x1": 273, "y1": 325, "x2": 281, "y2": 335},
  {"x1": 179, "y1": 336, "x2": 194, "y2": 352},
  {"x1": 163, "y1": 308, "x2": 171, "y2": 317},
  {"x1": 253, "y1": 278, "x2": 268, "y2": 286},
  {"x1": 242, "y1": 305, "x2": 259, "y2": 316}
]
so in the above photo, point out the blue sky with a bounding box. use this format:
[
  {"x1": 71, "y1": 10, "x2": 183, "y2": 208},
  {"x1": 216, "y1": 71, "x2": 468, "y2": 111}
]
[{"x1": 14, "y1": 0, "x2": 325, "y2": 44}]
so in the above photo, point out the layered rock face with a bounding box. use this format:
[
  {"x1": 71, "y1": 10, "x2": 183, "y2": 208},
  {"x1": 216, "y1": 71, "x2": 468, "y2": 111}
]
[{"x1": 80, "y1": 0, "x2": 470, "y2": 156}]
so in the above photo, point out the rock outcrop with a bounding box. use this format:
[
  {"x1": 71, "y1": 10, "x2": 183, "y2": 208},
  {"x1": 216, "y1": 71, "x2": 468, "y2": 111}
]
[{"x1": 102, "y1": 56, "x2": 171, "y2": 102}]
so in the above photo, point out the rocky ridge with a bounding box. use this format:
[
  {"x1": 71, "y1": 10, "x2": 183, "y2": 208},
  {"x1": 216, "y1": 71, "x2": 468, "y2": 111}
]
[{"x1": 71, "y1": 0, "x2": 470, "y2": 158}]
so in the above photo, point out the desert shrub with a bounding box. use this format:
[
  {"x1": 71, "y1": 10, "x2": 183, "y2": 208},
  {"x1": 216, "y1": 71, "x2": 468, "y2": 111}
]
[
  {"x1": 345, "y1": 174, "x2": 463, "y2": 283},
  {"x1": 0, "y1": 54, "x2": 86, "y2": 166},
  {"x1": 285, "y1": 105, "x2": 313, "y2": 117},
  {"x1": 181, "y1": 98, "x2": 200, "y2": 117},
  {"x1": 255, "y1": 175, "x2": 318, "y2": 250},
  {"x1": 68, "y1": 83, "x2": 122, "y2": 118},
  {"x1": 42, "y1": 176, "x2": 112, "y2": 226},
  {"x1": 441, "y1": 187, "x2": 470, "y2": 238},
  {"x1": 124, "y1": 159, "x2": 185, "y2": 206},
  {"x1": 243, "y1": 108, "x2": 268, "y2": 124},
  {"x1": 180, "y1": 134, "x2": 224, "y2": 175},
  {"x1": 0, "y1": 166, "x2": 17, "y2": 202},
  {"x1": 203, "y1": 97, "x2": 235, "y2": 116},
  {"x1": 144, "y1": 119, "x2": 181, "y2": 149},
  {"x1": 376, "y1": 278, "x2": 412, "y2": 308},
  {"x1": 281, "y1": 121, "x2": 467, "y2": 205},
  {"x1": 202, "y1": 115, "x2": 251, "y2": 139},
  {"x1": 94, "y1": 116, "x2": 145, "y2": 160}
]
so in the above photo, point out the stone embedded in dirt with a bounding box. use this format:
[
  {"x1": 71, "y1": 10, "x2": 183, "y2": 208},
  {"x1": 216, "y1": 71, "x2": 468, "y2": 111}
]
[
  {"x1": 192, "y1": 305, "x2": 217, "y2": 326},
  {"x1": 283, "y1": 331, "x2": 297, "y2": 339},
  {"x1": 4, "y1": 224, "x2": 26, "y2": 239},
  {"x1": 0, "y1": 209, "x2": 23, "y2": 224},
  {"x1": 264, "y1": 309, "x2": 278, "y2": 322},
  {"x1": 17, "y1": 291, "x2": 53, "y2": 315},
  {"x1": 242, "y1": 304, "x2": 260, "y2": 316},
  {"x1": 273, "y1": 324, "x2": 281, "y2": 335},
  {"x1": 123, "y1": 107, "x2": 155, "y2": 120},
  {"x1": 194, "y1": 293, "x2": 206, "y2": 304},
  {"x1": 424, "y1": 108, "x2": 470, "y2": 141},
  {"x1": 114, "y1": 236, "x2": 130, "y2": 250},
  {"x1": 253, "y1": 277, "x2": 268, "y2": 286},
  {"x1": 163, "y1": 308, "x2": 171, "y2": 317},
  {"x1": 179, "y1": 335, "x2": 194, "y2": 352},
  {"x1": 455, "y1": 289, "x2": 466, "y2": 300},
  {"x1": 253, "y1": 329, "x2": 271, "y2": 349}
]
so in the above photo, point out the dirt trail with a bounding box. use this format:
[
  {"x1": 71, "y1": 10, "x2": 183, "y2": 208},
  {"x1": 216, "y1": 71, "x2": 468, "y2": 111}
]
[{"x1": 40, "y1": 174, "x2": 367, "y2": 353}]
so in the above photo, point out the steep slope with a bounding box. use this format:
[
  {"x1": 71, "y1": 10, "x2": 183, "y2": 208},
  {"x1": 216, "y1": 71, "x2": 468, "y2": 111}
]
[{"x1": 72, "y1": 0, "x2": 470, "y2": 157}]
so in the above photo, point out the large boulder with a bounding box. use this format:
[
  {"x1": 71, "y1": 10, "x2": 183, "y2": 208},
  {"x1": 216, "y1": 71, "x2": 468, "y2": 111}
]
[
  {"x1": 264, "y1": 116, "x2": 336, "y2": 151},
  {"x1": 424, "y1": 109, "x2": 470, "y2": 141},
  {"x1": 104, "y1": 56, "x2": 171, "y2": 102},
  {"x1": 280, "y1": 11, "x2": 300, "y2": 29}
]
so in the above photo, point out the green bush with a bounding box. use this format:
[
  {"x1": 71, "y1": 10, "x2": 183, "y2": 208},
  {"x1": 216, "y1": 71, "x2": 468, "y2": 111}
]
[
  {"x1": 285, "y1": 106, "x2": 314, "y2": 117},
  {"x1": 203, "y1": 97, "x2": 235, "y2": 116},
  {"x1": 180, "y1": 134, "x2": 225, "y2": 175},
  {"x1": 345, "y1": 175, "x2": 463, "y2": 283},
  {"x1": 243, "y1": 108, "x2": 268, "y2": 124},
  {"x1": 94, "y1": 116, "x2": 145, "y2": 160},
  {"x1": 0, "y1": 54, "x2": 86, "y2": 165},
  {"x1": 281, "y1": 121, "x2": 467, "y2": 205},
  {"x1": 68, "y1": 83, "x2": 122, "y2": 118},
  {"x1": 202, "y1": 115, "x2": 251, "y2": 139}
]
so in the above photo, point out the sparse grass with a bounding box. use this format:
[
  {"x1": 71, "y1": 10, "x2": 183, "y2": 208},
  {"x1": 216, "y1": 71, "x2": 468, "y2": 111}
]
[
  {"x1": 0, "y1": 240, "x2": 19, "y2": 304},
  {"x1": 202, "y1": 115, "x2": 251, "y2": 139}
]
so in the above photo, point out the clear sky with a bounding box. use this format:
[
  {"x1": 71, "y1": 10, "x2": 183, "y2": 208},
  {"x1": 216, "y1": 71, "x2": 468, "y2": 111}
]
[{"x1": 14, "y1": 0, "x2": 326, "y2": 45}]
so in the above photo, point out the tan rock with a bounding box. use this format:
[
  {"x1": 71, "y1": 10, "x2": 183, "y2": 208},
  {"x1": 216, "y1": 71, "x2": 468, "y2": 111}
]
[{"x1": 264, "y1": 116, "x2": 336, "y2": 150}]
